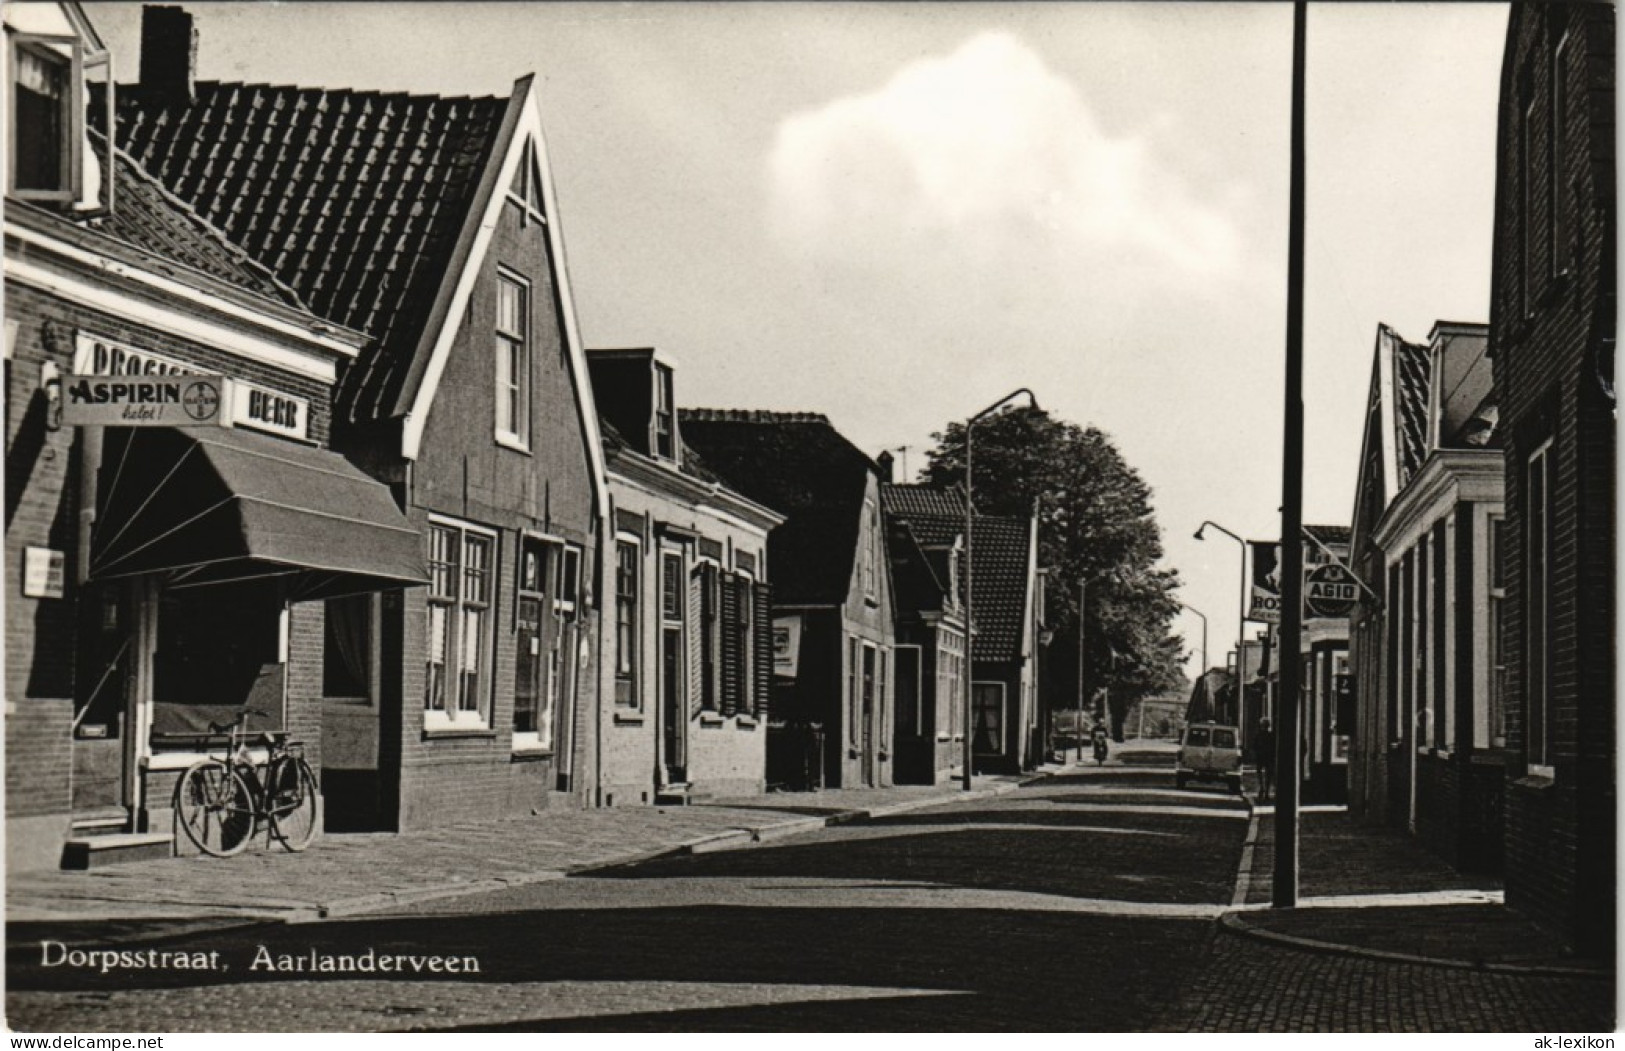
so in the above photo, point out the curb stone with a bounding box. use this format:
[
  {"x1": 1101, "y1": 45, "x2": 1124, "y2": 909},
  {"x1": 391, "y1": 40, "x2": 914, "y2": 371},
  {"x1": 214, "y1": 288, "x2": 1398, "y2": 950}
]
[{"x1": 1216, "y1": 910, "x2": 1613, "y2": 980}]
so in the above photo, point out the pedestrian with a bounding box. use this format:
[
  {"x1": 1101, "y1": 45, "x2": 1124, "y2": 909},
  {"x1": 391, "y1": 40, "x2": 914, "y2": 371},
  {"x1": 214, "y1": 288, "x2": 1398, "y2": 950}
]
[{"x1": 1255, "y1": 718, "x2": 1275, "y2": 803}]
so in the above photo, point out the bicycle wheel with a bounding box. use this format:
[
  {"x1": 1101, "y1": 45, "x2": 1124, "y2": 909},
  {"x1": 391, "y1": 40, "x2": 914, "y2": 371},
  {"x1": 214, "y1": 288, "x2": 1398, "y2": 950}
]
[
  {"x1": 267, "y1": 756, "x2": 319, "y2": 852},
  {"x1": 174, "y1": 761, "x2": 254, "y2": 857}
]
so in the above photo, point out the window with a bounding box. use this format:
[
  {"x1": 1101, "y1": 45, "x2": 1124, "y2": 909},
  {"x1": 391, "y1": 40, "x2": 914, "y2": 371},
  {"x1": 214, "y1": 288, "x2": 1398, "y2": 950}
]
[
  {"x1": 14, "y1": 43, "x2": 69, "y2": 193},
  {"x1": 1415, "y1": 535, "x2": 1430, "y2": 750},
  {"x1": 847, "y1": 635, "x2": 860, "y2": 743},
  {"x1": 1433, "y1": 520, "x2": 1449, "y2": 750},
  {"x1": 425, "y1": 520, "x2": 495, "y2": 727},
  {"x1": 1487, "y1": 515, "x2": 1507, "y2": 749},
  {"x1": 1520, "y1": 81, "x2": 1537, "y2": 317},
  {"x1": 861, "y1": 500, "x2": 878, "y2": 599},
  {"x1": 559, "y1": 546, "x2": 581, "y2": 616},
  {"x1": 1526, "y1": 441, "x2": 1553, "y2": 772},
  {"x1": 494, "y1": 272, "x2": 530, "y2": 447},
  {"x1": 615, "y1": 539, "x2": 640, "y2": 708},
  {"x1": 1550, "y1": 31, "x2": 1572, "y2": 279},
  {"x1": 734, "y1": 571, "x2": 753, "y2": 717},
  {"x1": 323, "y1": 594, "x2": 372, "y2": 699},
  {"x1": 654, "y1": 364, "x2": 675, "y2": 461}
]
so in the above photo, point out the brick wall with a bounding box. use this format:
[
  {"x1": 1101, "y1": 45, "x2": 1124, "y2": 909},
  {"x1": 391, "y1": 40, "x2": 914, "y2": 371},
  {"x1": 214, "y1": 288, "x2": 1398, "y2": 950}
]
[{"x1": 1490, "y1": 5, "x2": 1615, "y2": 954}]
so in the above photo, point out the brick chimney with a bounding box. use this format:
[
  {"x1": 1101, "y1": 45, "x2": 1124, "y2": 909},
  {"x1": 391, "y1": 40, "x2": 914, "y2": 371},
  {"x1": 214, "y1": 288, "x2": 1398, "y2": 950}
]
[
  {"x1": 876, "y1": 450, "x2": 895, "y2": 484},
  {"x1": 140, "y1": 6, "x2": 197, "y2": 105}
]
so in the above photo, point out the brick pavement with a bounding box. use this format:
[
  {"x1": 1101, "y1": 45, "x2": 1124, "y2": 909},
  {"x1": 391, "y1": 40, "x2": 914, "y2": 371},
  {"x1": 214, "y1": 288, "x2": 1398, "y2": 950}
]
[{"x1": 6, "y1": 773, "x2": 1038, "y2": 926}]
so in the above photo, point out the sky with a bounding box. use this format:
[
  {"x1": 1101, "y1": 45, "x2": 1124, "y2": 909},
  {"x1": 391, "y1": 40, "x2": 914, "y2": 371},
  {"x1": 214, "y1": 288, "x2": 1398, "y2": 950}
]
[{"x1": 84, "y1": 1, "x2": 1510, "y2": 679}]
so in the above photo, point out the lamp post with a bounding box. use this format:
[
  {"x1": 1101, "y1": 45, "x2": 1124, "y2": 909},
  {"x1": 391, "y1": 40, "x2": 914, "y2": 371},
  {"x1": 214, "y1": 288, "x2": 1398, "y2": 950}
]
[
  {"x1": 1178, "y1": 602, "x2": 1208, "y2": 682},
  {"x1": 1195, "y1": 521, "x2": 1248, "y2": 727},
  {"x1": 963, "y1": 387, "x2": 1039, "y2": 791}
]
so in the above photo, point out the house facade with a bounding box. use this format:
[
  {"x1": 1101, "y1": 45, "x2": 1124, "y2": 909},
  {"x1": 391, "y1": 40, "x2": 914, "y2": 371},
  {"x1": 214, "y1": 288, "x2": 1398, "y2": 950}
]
[
  {"x1": 588, "y1": 351, "x2": 782, "y2": 805},
  {"x1": 1346, "y1": 321, "x2": 1505, "y2": 871},
  {"x1": 108, "y1": 6, "x2": 610, "y2": 831},
  {"x1": 6, "y1": 2, "x2": 424, "y2": 870},
  {"x1": 879, "y1": 484, "x2": 968, "y2": 784},
  {"x1": 679, "y1": 411, "x2": 896, "y2": 790},
  {"x1": 1486, "y1": 4, "x2": 1614, "y2": 952}
]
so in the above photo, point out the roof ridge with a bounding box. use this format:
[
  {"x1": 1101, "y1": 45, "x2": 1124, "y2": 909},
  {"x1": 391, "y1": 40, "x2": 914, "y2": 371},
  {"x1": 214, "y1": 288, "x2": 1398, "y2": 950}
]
[
  {"x1": 679, "y1": 408, "x2": 831, "y2": 424},
  {"x1": 189, "y1": 80, "x2": 507, "y2": 107}
]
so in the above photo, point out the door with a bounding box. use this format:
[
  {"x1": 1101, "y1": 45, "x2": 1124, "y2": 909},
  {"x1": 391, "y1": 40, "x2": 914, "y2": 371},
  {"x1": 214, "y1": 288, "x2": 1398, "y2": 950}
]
[
  {"x1": 659, "y1": 550, "x2": 687, "y2": 784},
  {"x1": 861, "y1": 644, "x2": 877, "y2": 787},
  {"x1": 71, "y1": 584, "x2": 130, "y2": 814}
]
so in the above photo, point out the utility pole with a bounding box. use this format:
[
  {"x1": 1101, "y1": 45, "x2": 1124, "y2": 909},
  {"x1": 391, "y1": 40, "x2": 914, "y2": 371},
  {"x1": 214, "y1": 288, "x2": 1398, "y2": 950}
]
[{"x1": 1274, "y1": 0, "x2": 1307, "y2": 910}]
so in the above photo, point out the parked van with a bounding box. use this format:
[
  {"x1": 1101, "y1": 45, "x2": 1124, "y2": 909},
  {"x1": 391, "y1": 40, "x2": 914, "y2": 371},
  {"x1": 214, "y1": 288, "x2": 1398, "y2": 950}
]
[{"x1": 1175, "y1": 722, "x2": 1242, "y2": 793}]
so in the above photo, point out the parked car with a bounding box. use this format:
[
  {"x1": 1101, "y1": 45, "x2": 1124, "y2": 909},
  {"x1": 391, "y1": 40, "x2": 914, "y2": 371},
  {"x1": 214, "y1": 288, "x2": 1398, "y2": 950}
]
[{"x1": 1175, "y1": 722, "x2": 1242, "y2": 793}]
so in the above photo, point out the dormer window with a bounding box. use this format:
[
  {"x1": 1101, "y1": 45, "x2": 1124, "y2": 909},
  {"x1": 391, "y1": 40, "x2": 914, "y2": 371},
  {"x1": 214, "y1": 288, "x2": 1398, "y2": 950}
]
[
  {"x1": 653, "y1": 363, "x2": 675, "y2": 461},
  {"x1": 7, "y1": 6, "x2": 110, "y2": 207}
]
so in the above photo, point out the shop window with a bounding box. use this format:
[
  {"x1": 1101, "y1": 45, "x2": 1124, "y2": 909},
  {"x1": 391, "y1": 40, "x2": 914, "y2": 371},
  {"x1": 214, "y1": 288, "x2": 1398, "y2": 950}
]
[
  {"x1": 153, "y1": 582, "x2": 283, "y2": 741},
  {"x1": 322, "y1": 593, "x2": 372, "y2": 700},
  {"x1": 425, "y1": 520, "x2": 495, "y2": 728},
  {"x1": 615, "y1": 539, "x2": 640, "y2": 708},
  {"x1": 494, "y1": 271, "x2": 531, "y2": 449}
]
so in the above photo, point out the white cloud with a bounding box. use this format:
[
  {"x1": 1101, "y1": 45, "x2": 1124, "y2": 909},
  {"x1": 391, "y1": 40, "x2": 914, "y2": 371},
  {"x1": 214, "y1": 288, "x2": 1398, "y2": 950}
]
[{"x1": 768, "y1": 31, "x2": 1242, "y2": 279}]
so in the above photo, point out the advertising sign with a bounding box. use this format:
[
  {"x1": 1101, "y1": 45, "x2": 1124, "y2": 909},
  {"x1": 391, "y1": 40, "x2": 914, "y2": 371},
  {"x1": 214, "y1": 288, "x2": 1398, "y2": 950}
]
[
  {"x1": 772, "y1": 615, "x2": 802, "y2": 678},
  {"x1": 1305, "y1": 562, "x2": 1358, "y2": 618},
  {"x1": 63, "y1": 374, "x2": 225, "y2": 427},
  {"x1": 1248, "y1": 541, "x2": 1282, "y2": 623},
  {"x1": 72, "y1": 332, "x2": 309, "y2": 439}
]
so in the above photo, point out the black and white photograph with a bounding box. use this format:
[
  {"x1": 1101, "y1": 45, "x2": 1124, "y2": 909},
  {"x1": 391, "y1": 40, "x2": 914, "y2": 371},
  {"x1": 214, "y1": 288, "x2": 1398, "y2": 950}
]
[{"x1": 3, "y1": 0, "x2": 1616, "y2": 1035}]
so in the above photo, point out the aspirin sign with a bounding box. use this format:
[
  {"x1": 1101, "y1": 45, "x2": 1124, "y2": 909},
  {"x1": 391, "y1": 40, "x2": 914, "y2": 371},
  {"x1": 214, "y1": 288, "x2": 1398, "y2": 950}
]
[
  {"x1": 63, "y1": 374, "x2": 226, "y2": 426},
  {"x1": 72, "y1": 332, "x2": 309, "y2": 439}
]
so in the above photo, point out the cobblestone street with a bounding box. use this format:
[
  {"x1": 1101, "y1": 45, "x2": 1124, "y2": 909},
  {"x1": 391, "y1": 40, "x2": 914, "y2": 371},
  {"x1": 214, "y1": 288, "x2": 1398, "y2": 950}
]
[{"x1": 7, "y1": 769, "x2": 1614, "y2": 1032}]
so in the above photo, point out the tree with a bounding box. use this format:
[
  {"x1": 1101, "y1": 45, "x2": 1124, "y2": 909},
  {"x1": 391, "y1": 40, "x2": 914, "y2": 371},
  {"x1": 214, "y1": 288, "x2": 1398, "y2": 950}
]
[{"x1": 923, "y1": 406, "x2": 1187, "y2": 737}]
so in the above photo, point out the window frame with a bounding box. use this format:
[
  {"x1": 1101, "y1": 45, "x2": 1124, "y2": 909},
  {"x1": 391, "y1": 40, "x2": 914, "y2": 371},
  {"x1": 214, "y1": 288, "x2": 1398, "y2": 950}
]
[
  {"x1": 1550, "y1": 29, "x2": 1572, "y2": 281},
  {"x1": 424, "y1": 516, "x2": 499, "y2": 733},
  {"x1": 512, "y1": 536, "x2": 550, "y2": 753},
  {"x1": 614, "y1": 534, "x2": 642, "y2": 710},
  {"x1": 653, "y1": 362, "x2": 676, "y2": 462},
  {"x1": 1524, "y1": 439, "x2": 1554, "y2": 776},
  {"x1": 493, "y1": 268, "x2": 532, "y2": 452},
  {"x1": 9, "y1": 33, "x2": 85, "y2": 203}
]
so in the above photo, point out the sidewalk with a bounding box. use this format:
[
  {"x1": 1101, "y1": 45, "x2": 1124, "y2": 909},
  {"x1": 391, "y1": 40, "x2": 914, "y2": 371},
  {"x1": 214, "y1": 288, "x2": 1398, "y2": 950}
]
[
  {"x1": 1227, "y1": 801, "x2": 1611, "y2": 977},
  {"x1": 6, "y1": 771, "x2": 1047, "y2": 930}
]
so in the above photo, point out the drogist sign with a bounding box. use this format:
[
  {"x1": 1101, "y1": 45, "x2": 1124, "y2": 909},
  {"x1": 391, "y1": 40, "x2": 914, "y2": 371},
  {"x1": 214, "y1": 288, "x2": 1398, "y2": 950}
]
[
  {"x1": 69, "y1": 332, "x2": 310, "y2": 439},
  {"x1": 63, "y1": 374, "x2": 225, "y2": 426}
]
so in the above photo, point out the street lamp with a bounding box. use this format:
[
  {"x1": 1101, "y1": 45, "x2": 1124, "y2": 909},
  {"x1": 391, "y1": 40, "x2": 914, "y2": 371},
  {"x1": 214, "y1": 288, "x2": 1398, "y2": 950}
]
[
  {"x1": 963, "y1": 387, "x2": 1040, "y2": 791},
  {"x1": 1195, "y1": 521, "x2": 1248, "y2": 727},
  {"x1": 1178, "y1": 602, "x2": 1208, "y2": 681}
]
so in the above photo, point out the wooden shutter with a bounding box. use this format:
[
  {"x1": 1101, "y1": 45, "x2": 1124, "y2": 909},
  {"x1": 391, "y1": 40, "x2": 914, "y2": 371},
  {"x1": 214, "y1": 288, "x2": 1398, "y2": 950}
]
[
  {"x1": 753, "y1": 582, "x2": 773, "y2": 719},
  {"x1": 720, "y1": 572, "x2": 741, "y2": 717},
  {"x1": 688, "y1": 565, "x2": 704, "y2": 717}
]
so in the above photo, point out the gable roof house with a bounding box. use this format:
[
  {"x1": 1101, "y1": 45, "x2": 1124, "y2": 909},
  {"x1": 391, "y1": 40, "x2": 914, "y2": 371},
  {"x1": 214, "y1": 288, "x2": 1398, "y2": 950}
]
[
  {"x1": 103, "y1": 6, "x2": 610, "y2": 831},
  {"x1": 878, "y1": 484, "x2": 967, "y2": 784},
  {"x1": 587, "y1": 351, "x2": 783, "y2": 806},
  {"x1": 1345, "y1": 321, "x2": 1503, "y2": 870},
  {"x1": 878, "y1": 482, "x2": 1044, "y2": 777},
  {"x1": 6, "y1": 3, "x2": 428, "y2": 869},
  {"x1": 678, "y1": 411, "x2": 897, "y2": 790}
]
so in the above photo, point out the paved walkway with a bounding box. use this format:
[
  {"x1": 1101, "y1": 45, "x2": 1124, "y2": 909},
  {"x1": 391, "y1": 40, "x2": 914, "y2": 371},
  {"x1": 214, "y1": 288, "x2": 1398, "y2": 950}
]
[
  {"x1": 1228, "y1": 801, "x2": 1611, "y2": 978},
  {"x1": 7, "y1": 773, "x2": 1041, "y2": 928}
]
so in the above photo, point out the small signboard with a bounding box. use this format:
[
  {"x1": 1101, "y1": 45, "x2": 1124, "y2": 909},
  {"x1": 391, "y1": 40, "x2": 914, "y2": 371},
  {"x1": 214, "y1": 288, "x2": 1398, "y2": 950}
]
[
  {"x1": 22, "y1": 547, "x2": 65, "y2": 599},
  {"x1": 63, "y1": 374, "x2": 225, "y2": 427},
  {"x1": 1247, "y1": 541, "x2": 1282, "y2": 624},
  {"x1": 1305, "y1": 562, "x2": 1358, "y2": 619},
  {"x1": 773, "y1": 615, "x2": 802, "y2": 678}
]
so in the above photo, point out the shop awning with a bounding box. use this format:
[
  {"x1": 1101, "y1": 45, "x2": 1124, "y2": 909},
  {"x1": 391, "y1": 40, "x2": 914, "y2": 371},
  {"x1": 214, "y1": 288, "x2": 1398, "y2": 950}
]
[{"x1": 91, "y1": 427, "x2": 427, "y2": 598}]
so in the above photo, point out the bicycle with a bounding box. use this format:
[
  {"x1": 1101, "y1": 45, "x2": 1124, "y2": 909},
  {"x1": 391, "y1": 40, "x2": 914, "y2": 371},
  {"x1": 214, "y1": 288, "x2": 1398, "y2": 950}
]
[{"x1": 173, "y1": 707, "x2": 319, "y2": 857}]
